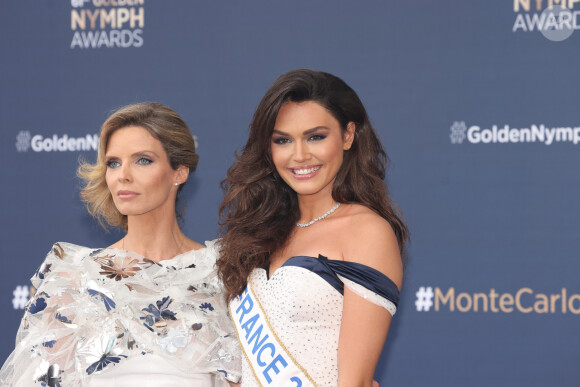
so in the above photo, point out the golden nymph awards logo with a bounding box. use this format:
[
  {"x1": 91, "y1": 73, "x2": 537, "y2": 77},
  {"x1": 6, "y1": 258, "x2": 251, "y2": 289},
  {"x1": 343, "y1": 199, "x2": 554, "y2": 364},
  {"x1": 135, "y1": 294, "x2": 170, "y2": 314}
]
[
  {"x1": 70, "y1": 0, "x2": 144, "y2": 49},
  {"x1": 513, "y1": 0, "x2": 580, "y2": 41}
]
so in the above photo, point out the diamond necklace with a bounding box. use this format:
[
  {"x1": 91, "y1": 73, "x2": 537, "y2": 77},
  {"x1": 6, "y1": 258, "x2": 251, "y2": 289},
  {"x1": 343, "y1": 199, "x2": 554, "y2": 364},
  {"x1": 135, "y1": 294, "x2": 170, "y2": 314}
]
[{"x1": 296, "y1": 203, "x2": 340, "y2": 228}]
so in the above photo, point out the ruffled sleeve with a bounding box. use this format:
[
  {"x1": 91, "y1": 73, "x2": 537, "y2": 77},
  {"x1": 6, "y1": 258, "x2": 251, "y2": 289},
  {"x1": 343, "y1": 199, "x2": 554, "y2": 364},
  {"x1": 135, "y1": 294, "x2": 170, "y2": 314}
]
[
  {"x1": 0, "y1": 241, "x2": 242, "y2": 386},
  {"x1": 193, "y1": 239, "x2": 242, "y2": 384},
  {"x1": 325, "y1": 258, "x2": 400, "y2": 316},
  {"x1": 0, "y1": 242, "x2": 92, "y2": 386}
]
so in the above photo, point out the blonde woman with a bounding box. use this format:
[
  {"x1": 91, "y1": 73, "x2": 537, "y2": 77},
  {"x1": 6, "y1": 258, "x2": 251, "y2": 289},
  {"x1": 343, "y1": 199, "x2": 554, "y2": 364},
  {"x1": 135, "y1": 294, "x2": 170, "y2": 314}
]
[{"x1": 0, "y1": 103, "x2": 240, "y2": 386}]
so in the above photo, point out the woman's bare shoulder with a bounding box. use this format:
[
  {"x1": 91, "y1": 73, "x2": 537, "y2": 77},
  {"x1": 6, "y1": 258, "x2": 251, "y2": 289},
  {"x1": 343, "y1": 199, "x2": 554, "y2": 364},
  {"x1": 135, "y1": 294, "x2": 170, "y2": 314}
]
[{"x1": 340, "y1": 204, "x2": 403, "y2": 288}]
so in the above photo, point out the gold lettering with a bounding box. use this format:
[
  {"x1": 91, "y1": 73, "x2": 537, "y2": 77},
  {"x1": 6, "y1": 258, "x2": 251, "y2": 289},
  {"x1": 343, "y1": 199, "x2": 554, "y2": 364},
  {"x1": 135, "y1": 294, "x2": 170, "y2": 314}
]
[
  {"x1": 473, "y1": 293, "x2": 488, "y2": 312},
  {"x1": 456, "y1": 293, "x2": 472, "y2": 312},
  {"x1": 117, "y1": 8, "x2": 130, "y2": 28},
  {"x1": 86, "y1": 9, "x2": 99, "y2": 29},
  {"x1": 100, "y1": 9, "x2": 116, "y2": 29},
  {"x1": 435, "y1": 287, "x2": 454, "y2": 312},
  {"x1": 515, "y1": 288, "x2": 532, "y2": 313},
  {"x1": 130, "y1": 7, "x2": 144, "y2": 28},
  {"x1": 515, "y1": 0, "x2": 531, "y2": 11},
  {"x1": 534, "y1": 294, "x2": 548, "y2": 313},
  {"x1": 562, "y1": 288, "x2": 567, "y2": 313},
  {"x1": 93, "y1": 0, "x2": 145, "y2": 5},
  {"x1": 568, "y1": 294, "x2": 580, "y2": 314},
  {"x1": 550, "y1": 293, "x2": 560, "y2": 313},
  {"x1": 499, "y1": 293, "x2": 514, "y2": 313},
  {"x1": 71, "y1": 9, "x2": 85, "y2": 30},
  {"x1": 489, "y1": 288, "x2": 499, "y2": 312},
  {"x1": 548, "y1": 0, "x2": 567, "y2": 8}
]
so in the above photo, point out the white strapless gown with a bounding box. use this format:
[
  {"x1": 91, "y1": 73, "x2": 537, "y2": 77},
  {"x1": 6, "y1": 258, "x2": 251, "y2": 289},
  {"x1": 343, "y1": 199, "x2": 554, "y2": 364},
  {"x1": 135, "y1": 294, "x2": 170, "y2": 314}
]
[{"x1": 237, "y1": 255, "x2": 399, "y2": 387}]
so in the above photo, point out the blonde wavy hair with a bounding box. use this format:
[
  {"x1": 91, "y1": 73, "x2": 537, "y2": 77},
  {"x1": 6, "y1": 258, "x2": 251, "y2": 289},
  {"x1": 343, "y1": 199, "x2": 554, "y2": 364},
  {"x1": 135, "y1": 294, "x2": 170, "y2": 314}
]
[{"x1": 78, "y1": 102, "x2": 199, "y2": 231}]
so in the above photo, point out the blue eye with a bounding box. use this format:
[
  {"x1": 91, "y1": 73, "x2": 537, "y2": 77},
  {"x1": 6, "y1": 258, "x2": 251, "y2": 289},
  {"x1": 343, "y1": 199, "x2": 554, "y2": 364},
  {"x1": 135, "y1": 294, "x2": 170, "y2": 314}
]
[
  {"x1": 272, "y1": 137, "x2": 291, "y2": 145},
  {"x1": 106, "y1": 160, "x2": 120, "y2": 169},
  {"x1": 137, "y1": 157, "x2": 152, "y2": 165}
]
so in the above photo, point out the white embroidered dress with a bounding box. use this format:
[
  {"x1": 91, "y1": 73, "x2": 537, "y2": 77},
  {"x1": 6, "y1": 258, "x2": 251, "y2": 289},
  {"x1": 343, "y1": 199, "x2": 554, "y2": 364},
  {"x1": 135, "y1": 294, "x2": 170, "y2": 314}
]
[{"x1": 0, "y1": 240, "x2": 241, "y2": 386}]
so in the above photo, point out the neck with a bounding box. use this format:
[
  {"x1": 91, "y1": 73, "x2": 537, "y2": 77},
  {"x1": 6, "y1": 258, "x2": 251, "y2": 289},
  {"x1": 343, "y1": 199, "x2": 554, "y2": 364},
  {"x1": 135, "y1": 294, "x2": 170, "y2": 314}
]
[
  {"x1": 124, "y1": 211, "x2": 185, "y2": 262},
  {"x1": 297, "y1": 188, "x2": 337, "y2": 223}
]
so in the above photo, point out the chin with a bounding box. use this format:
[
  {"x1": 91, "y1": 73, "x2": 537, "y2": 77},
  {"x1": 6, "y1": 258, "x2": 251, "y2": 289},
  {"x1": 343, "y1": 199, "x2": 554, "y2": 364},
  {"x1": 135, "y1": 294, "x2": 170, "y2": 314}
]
[
  {"x1": 115, "y1": 206, "x2": 141, "y2": 216},
  {"x1": 291, "y1": 188, "x2": 325, "y2": 196}
]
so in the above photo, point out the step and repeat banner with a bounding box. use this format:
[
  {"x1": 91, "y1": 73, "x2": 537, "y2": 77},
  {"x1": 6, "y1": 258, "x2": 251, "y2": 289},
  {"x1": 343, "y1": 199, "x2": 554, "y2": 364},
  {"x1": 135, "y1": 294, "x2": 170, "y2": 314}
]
[{"x1": 1, "y1": 1, "x2": 578, "y2": 385}]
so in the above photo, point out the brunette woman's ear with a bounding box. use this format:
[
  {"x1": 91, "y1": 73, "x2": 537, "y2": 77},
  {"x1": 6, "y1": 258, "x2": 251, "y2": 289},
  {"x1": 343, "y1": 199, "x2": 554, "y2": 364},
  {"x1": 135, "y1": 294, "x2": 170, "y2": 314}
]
[{"x1": 343, "y1": 122, "x2": 356, "y2": 150}]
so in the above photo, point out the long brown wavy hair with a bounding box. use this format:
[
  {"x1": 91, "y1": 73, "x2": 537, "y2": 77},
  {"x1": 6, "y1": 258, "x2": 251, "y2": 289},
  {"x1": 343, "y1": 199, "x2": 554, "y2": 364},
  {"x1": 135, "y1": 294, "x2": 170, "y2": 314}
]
[{"x1": 217, "y1": 69, "x2": 409, "y2": 301}]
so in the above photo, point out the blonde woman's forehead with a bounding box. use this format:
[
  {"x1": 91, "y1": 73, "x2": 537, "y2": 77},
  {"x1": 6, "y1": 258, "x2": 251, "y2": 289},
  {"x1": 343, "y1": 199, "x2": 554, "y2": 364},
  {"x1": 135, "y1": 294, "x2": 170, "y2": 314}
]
[{"x1": 105, "y1": 126, "x2": 166, "y2": 156}]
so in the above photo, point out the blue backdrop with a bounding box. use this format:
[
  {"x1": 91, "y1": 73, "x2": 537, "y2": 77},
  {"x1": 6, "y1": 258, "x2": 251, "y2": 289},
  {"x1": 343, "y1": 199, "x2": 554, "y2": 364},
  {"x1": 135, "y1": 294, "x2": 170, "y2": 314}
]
[{"x1": 1, "y1": 1, "x2": 579, "y2": 385}]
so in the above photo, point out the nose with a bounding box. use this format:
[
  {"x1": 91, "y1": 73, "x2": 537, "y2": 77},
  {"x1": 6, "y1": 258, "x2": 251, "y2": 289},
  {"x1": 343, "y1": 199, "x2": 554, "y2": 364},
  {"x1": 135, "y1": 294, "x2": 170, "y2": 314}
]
[
  {"x1": 118, "y1": 163, "x2": 132, "y2": 183},
  {"x1": 293, "y1": 141, "x2": 311, "y2": 163}
]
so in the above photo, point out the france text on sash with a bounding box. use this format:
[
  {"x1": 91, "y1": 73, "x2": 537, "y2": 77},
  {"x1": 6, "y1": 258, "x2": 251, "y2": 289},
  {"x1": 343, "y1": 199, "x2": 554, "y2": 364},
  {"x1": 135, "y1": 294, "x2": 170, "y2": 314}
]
[{"x1": 230, "y1": 283, "x2": 316, "y2": 387}]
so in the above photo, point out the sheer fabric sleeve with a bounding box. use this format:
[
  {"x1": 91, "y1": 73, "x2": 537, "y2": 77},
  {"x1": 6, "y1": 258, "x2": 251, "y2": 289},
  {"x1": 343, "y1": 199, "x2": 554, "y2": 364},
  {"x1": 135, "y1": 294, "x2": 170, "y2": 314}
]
[
  {"x1": 0, "y1": 241, "x2": 242, "y2": 386},
  {"x1": 198, "y1": 239, "x2": 242, "y2": 384},
  {"x1": 0, "y1": 243, "x2": 89, "y2": 386}
]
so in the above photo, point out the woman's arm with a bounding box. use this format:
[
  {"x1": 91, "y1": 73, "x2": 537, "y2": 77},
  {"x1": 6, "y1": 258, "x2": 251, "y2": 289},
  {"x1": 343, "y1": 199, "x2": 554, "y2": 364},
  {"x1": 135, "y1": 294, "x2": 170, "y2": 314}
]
[
  {"x1": 337, "y1": 211, "x2": 403, "y2": 387},
  {"x1": 0, "y1": 245, "x2": 82, "y2": 384}
]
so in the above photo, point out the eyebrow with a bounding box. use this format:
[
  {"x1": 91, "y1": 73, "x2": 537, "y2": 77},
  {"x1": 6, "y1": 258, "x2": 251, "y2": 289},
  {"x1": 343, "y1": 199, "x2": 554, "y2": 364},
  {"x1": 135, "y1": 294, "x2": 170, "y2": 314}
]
[
  {"x1": 272, "y1": 126, "x2": 330, "y2": 136},
  {"x1": 105, "y1": 150, "x2": 160, "y2": 158}
]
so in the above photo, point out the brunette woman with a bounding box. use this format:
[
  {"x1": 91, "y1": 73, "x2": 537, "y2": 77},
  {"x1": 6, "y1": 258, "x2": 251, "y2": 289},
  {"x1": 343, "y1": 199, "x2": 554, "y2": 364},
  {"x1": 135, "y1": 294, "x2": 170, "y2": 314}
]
[
  {"x1": 218, "y1": 69, "x2": 408, "y2": 386},
  {"x1": 0, "y1": 103, "x2": 240, "y2": 386}
]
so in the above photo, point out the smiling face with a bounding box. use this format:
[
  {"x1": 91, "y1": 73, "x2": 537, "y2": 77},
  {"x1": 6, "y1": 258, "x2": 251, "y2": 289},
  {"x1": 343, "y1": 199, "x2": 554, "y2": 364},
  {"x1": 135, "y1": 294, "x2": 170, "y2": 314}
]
[
  {"x1": 271, "y1": 101, "x2": 355, "y2": 199},
  {"x1": 105, "y1": 126, "x2": 186, "y2": 219}
]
